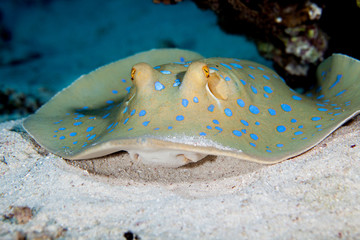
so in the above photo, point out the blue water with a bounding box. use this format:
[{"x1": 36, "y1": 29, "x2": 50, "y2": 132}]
[{"x1": 0, "y1": 0, "x2": 270, "y2": 101}]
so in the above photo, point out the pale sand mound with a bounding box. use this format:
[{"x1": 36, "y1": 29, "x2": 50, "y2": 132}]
[{"x1": 0, "y1": 117, "x2": 359, "y2": 239}]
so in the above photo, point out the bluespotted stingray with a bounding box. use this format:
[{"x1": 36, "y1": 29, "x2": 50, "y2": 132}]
[{"x1": 23, "y1": 49, "x2": 360, "y2": 167}]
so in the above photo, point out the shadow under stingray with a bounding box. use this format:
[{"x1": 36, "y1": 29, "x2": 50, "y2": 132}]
[{"x1": 65, "y1": 151, "x2": 265, "y2": 184}]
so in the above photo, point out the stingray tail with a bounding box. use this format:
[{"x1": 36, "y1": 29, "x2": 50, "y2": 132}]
[{"x1": 310, "y1": 54, "x2": 360, "y2": 108}]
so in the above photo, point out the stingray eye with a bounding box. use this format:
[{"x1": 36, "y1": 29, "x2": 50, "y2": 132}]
[
  {"x1": 202, "y1": 66, "x2": 210, "y2": 78},
  {"x1": 131, "y1": 67, "x2": 136, "y2": 81}
]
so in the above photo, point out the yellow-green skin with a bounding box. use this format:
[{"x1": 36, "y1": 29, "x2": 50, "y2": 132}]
[{"x1": 23, "y1": 49, "x2": 360, "y2": 167}]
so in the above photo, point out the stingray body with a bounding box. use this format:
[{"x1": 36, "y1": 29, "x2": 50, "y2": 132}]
[{"x1": 23, "y1": 49, "x2": 360, "y2": 167}]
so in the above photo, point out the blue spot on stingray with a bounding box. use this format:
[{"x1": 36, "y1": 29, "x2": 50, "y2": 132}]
[
  {"x1": 276, "y1": 144, "x2": 284, "y2": 147},
  {"x1": 124, "y1": 118, "x2": 129, "y2": 124},
  {"x1": 250, "y1": 134, "x2": 258, "y2": 141},
  {"x1": 88, "y1": 134, "x2": 96, "y2": 140},
  {"x1": 298, "y1": 125, "x2": 304, "y2": 129},
  {"x1": 153, "y1": 66, "x2": 160, "y2": 69},
  {"x1": 317, "y1": 103, "x2": 326, "y2": 107},
  {"x1": 193, "y1": 97, "x2": 199, "y2": 103},
  {"x1": 209, "y1": 67, "x2": 219, "y2": 71},
  {"x1": 334, "y1": 107, "x2": 341, "y2": 110},
  {"x1": 173, "y1": 79, "x2": 181, "y2": 87},
  {"x1": 139, "y1": 110, "x2": 146, "y2": 117},
  {"x1": 264, "y1": 86, "x2": 273, "y2": 93},
  {"x1": 250, "y1": 142, "x2": 256, "y2": 147},
  {"x1": 225, "y1": 76, "x2": 231, "y2": 81},
  {"x1": 143, "y1": 121, "x2": 150, "y2": 126},
  {"x1": 263, "y1": 75, "x2": 270, "y2": 80},
  {"x1": 88, "y1": 116, "x2": 96, "y2": 120},
  {"x1": 237, "y1": 99, "x2": 245, "y2": 107},
  {"x1": 208, "y1": 104, "x2": 215, "y2": 112},
  {"x1": 106, "y1": 100, "x2": 114, "y2": 104},
  {"x1": 154, "y1": 81, "x2": 165, "y2": 91},
  {"x1": 255, "y1": 121, "x2": 260, "y2": 125},
  {"x1": 292, "y1": 95, "x2": 302, "y2": 100},
  {"x1": 121, "y1": 79, "x2": 126, "y2": 83},
  {"x1": 82, "y1": 106, "x2": 89, "y2": 110},
  {"x1": 268, "y1": 109, "x2": 276, "y2": 116},
  {"x1": 215, "y1": 126, "x2": 223, "y2": 132},
  {"x1": 266, "y1": 149, "x2": 272, "y2": 153},
  {"x1": 73, "y1": 141, "x2": 78, "y2": 145},
  {"x1": 53, "y1": 135, "x2": 57, "y2": 138},
  {"x1": 334, "y1": 113, "x2": 342, "y2": 116},
  {"x1": 230, "y1": 63, "x2": 243, "y2": 69},
  {"x1": 233, "y1": 130, "x2": 242, "y2": 137},
  {"x1": 264, "y1": 94, "x2": 269, "y2": 98},
  {"x1": 251, "y1": 85, "x2": 258, "y2": 94},
  {"x1": 276, "y1": 125, "x2": 286, "y2": 132},
  {"x1": 106, "y1": 123, "x2": 114, "y2": 129},
  {"x1": 82, "y1": 143, "x2": 88, "y2": 148},
  {"x1": 176, "y1": 115, "x2": 184, "y2": 121},
  {"x1": 249, "y1": 105, "x2": 260, "y2": 114},
  {"x1": 317, "y1": 95, "x2": 324, "y2": 100},
  {"x1": 126, "y1": 86, "x2": 131, "y2": 93},
  {"x1": 182, "y1": 99, "x2": 189, "y2": 107},
  {"x1": 281, "y1": 104, "x2": 292, "y2": 112},
  {"x1": 213, "y1": 119, "x2": 219, "y2": 124},
  {"x1": 160, "y1": 70, "x2": 171, "y2": 74},
  {"x1": 130, "y1": 109, "x2": 136, "y2": 116},
  {"x1": 199, "y1": 132, "x2": 207, "y2": 136},
  {"x1": 220, "y1": 63, "x2": 232, "y2": 70},
  {"x1": 257, "y1": 67, "x2": 265, "y2": 71},
  {"x1": 128, "y1": 128, "x2": 133, "y2": 131},
  {"x1": 54, "y1": 120, "x2": 62, "y2": 124},
  {"x1": 294, "y1": 131, "x2": 303, "y2": 135},
  {"x1": 248, "y1": 66, "x2": 255, "y2": 69},
  {"x1": 316, "y1": 125, "x2": 322, "y2": 128},
  {"x1": 102, "y1": 113, "x2": 110, "y2": 119},
  {"x1": 335, "y1": 89, "x2": 347, "y2": 96},
  {"x1": 69, "y1": 132, "x2": 77, "y2": 137},
  {"x1": 241, "y1": 129, "x2": 247, "y2": 134},
  {"x1": 240, "y1": 79, "x2": 246, "y2": 85},
  {"x1": 104, "y1": 105, "x2": 113, "y2": 111},
  {"x1": 241, "y1": 120, "x2": 249, "y2": 126},
  {"x1": 123, "y1": 106, "x2": 128, "y2": 114},
  {"x1": 318, "y1": 108, "x2": 328, "y2": 111},
  {"x1": 329, "y1": 74, "x2": 342, "y2": 89},
  {"x1": 112, "y1": 90, "x2": 118, "y2": 94},
  {"x1": 59, "y1": 127, "x2": 66, "y2": 131},
  {"x1": 224, "y1": 108, "x2": 233, "y2": 117},
  {"x1": 168, "y1": 126, "x2": 173, "y2": 130},
  {"x1": 206, "y1": 125, "x2": 212, "y2": 129},
  {"x1": 312, "y1": 117, "x2": 321, "y2": 121},
  {"x1": 154, "y1": 128, "x2": 160, "y2": 131},
  {"x1": 59, "y1": 136, "x2": 65, "y2": 140},
  {"x1": 73, "y1": 122, "x2": 83, "y2": 126},
  {"x1": 248, "y1": 74, "x2": 255, "y2": 80}
]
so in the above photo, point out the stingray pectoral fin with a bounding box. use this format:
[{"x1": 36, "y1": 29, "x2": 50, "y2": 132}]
[{"x1": 23, "y1": 49, "x2": 203, "y2": 159}]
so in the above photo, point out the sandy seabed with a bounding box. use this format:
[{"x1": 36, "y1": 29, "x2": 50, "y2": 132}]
[
  {"x1": 1, "y1": 0, "x2": 360, "y2": 239},
  {"x1": 0, "y1": 116, "x2": 359, "y2": 239}
]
